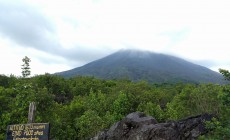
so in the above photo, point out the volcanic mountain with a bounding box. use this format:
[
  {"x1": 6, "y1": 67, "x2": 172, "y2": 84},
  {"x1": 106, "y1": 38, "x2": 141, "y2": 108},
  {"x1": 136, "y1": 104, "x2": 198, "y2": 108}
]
[{"x1": 56, "y1": 50, "x2": 225, "y2": 84}]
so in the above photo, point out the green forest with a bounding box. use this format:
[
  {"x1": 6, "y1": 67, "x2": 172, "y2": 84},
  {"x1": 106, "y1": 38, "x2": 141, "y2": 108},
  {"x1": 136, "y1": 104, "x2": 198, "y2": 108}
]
[{"x1": 0, "y1": 68, "x2": 230, "y2": 139}]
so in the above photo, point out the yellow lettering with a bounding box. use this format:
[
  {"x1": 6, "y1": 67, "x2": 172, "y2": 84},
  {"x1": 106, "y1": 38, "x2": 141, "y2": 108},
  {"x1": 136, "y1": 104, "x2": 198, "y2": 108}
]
[
  {"x1": 13, "y1": 125, "x2": 16, "y2": 130},
  {"x1": 12, "y1": 131, "x2": 22, "y2": 136},
  {"x1": 9, "y1": 125, "x2": 14, "y2": 131},
  {"x1": 11, "y1": 125, "x2": 25, "y2": 131},
  {"x1": 32, "y1": 124, "x2": 45, "y2": 130},
  {"x1": 20, "y1": 125, "x2": 25, "y2": 130},
  {"x1": 23, "y1": 130, "x2": 34, "y2": 136},
  {"x1": 25, "y1": 125, "x2": 29, "y2": 130},
  {"x1": 34, "y1": 130, "x2": 43, "y2": 135}
]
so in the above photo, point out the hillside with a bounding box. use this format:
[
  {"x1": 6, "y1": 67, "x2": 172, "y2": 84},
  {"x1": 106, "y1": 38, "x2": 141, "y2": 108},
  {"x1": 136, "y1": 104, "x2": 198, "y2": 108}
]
[{"x1": 56, "y1": 50, "x2": 225, "y2": 84}]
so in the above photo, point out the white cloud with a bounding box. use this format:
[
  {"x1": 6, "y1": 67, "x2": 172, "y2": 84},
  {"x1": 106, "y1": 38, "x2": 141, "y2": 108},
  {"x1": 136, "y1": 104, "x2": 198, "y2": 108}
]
[
  {"x1": 0, "y1": 37, "x2": 71, "y2": 76},
  {"x1": 0, "y1": 0, "x2": 230, "y2": 75}
]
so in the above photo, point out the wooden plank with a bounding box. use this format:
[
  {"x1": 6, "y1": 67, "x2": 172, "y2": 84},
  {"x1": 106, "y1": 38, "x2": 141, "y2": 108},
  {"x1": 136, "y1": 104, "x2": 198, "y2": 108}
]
[{"x1": 28, "y1": 102, "x2": 36, "y2": 123}]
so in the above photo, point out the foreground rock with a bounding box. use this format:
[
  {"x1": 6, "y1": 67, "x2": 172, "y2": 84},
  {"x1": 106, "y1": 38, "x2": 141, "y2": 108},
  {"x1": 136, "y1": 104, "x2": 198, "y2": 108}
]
[{"x1": 91, "y1": 112, "x2": 214, "y2": 140}]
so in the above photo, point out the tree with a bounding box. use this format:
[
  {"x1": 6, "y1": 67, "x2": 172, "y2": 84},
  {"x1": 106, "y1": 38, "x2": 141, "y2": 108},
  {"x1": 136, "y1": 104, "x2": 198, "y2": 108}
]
[
  {"x1": 200, "y1": 69, "x2": 230, "y2": 139},
  {"x1": 137, "y1": 102, "x2": 165, "y2": 122},
  {"x1": 112, "y1": 92, "x2": 134, "y2": 120},
  {"x1": 21, "y1": 56, "x2": 31, "y2": 78},
  {"x1": 219, "y1": 68, "x2": 230, "y2": 81},
  {"x1": 76, "y1": 110, "x2": 104, "y2": 139}
]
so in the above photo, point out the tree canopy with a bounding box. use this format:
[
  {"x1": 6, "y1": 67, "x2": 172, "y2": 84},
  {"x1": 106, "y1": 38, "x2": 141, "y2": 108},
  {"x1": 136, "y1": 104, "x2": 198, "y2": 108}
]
[
  {"x1": 219, "y1": 68, "x2": 230, "y2": 81},
  {"x1": 0, "y1": 72, "x2": 229, "y2": 139}
]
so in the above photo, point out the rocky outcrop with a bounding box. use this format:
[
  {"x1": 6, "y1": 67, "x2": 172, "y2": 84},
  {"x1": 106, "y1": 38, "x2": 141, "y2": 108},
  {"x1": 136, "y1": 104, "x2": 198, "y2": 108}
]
[{"x1": 91, "y1": 112, "x2": 214, "y2": 140}]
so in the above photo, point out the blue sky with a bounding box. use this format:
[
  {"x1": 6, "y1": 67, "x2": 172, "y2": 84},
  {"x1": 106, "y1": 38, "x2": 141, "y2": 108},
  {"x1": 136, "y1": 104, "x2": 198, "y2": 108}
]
[{"x1": 0, "y1": 0, "x2": 230, "y2": 76}]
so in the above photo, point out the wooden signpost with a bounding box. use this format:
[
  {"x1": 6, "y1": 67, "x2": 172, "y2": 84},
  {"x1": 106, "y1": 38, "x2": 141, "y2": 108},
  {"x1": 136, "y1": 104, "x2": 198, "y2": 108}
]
[
  {"x1": 28, "y1": 102, "x2": 36, "y2": 124},
  {"x1": 6, "y1": 102, "x2": 50, "y2": 140}
]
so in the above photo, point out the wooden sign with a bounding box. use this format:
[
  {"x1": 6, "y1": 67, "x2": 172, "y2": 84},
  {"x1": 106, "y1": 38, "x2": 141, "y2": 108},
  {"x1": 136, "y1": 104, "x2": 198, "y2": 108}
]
[{"x1": 6, "y1": 123, "x2": 50, "y2": 140}]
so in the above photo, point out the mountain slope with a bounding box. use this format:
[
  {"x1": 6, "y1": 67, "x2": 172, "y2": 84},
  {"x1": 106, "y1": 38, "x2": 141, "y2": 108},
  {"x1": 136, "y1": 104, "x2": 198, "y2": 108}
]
[{"x1": 56, "y1": 50, "x2": 225, "y2": 84}]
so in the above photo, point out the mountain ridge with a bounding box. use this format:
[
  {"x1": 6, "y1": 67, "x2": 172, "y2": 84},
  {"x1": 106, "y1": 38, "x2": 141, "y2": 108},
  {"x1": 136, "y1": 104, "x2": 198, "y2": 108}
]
[{"x1": 56, "y1": 49, "x2": 225, "y2": 84}]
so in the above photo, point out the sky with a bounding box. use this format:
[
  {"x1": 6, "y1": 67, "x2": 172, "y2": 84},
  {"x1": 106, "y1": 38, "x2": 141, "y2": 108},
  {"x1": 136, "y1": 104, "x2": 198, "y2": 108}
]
[{"x1": 0, "y1": 0, "x2": 230, "y2": 76}]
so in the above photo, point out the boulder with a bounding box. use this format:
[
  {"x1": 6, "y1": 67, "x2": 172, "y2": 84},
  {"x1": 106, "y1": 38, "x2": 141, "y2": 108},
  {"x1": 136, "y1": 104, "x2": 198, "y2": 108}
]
[{"x1": 91, "y1": 112, "x2": 214, "y2": 140}]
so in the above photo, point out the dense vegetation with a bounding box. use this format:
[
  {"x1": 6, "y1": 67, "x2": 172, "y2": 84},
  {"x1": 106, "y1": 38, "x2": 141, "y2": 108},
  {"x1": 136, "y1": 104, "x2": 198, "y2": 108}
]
[{"x1": 0, "y1": 72, "x2": 229, "y2": 139}]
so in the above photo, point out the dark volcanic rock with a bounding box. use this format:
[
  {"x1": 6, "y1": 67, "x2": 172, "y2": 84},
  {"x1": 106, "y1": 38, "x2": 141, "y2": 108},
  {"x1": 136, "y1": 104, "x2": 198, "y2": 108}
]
[{"x1": 91, "y1": 112, "x2": 214, "y2": 140}]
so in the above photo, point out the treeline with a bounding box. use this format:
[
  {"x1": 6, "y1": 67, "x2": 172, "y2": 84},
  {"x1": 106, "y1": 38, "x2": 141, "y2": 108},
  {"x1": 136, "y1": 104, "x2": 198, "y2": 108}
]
[{"x1": 0, "y1": 74, "x2": 229, "y2": 139}]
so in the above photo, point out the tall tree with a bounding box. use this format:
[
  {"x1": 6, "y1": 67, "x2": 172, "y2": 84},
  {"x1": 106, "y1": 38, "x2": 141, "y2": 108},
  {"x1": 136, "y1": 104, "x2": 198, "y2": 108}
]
[{"x1": 21, "y1": 56, "x2": 31, "y2": 78}]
